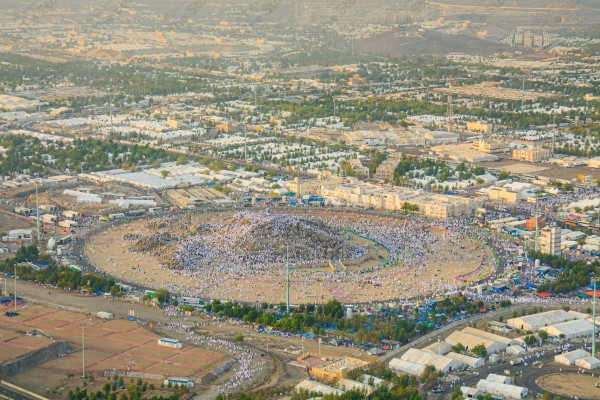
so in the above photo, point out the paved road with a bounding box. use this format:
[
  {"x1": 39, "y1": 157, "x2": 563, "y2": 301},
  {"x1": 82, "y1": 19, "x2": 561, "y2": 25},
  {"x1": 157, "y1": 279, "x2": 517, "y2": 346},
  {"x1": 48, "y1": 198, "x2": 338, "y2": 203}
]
[{"x1": 0, "y1": 381, "x2": 45, "y2": 400}]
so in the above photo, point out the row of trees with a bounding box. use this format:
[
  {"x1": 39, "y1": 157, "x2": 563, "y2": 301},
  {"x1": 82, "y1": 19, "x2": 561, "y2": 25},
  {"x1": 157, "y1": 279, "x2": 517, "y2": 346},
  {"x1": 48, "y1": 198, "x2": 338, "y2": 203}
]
[
  {"x1": 0, "y1": 245, "x2": 120, "y2": 295},
  {"x1": 202, "y1": 298, "x2": 430, "y2": 345}
]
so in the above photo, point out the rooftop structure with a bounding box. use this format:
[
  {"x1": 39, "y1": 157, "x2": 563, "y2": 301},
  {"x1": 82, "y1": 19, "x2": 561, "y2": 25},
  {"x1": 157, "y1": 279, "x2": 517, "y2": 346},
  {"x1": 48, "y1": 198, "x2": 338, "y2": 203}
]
[
  {"x1": 311, "y1": 357, "x2": 369, "y2": 382},
  {"x1": 507, "y1": 309, "x2": 581, "y2": 332},
  {"x1": 445, "y1": 331, "x2": 506, "y2": 354},
  {"x1": 555, "y1": 349, "x2": 592, "y2": 366},
  {"x1": 295, "y1": 380, "x2": 343, "y2": 396}
]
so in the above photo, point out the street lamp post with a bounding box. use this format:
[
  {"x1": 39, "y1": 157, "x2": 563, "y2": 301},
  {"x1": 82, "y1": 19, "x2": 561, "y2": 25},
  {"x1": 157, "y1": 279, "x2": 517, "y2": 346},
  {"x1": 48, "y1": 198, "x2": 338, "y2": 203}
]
[
  {"x1": 14, "y1": 265, "x2": 17, "y2": 313},
  {"x1": 81, "y1": 323, "x2": 85, "y2": 378},
  {"x1": 593, "y1": 277, "x2": 597, "y2": 357}
]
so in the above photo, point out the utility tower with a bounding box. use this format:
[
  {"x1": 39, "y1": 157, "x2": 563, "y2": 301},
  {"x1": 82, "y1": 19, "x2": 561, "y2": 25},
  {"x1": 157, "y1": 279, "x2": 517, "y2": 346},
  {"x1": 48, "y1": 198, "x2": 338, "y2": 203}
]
[{"x1": 446, "y1": 79, "x2": 454, "y2": 133}]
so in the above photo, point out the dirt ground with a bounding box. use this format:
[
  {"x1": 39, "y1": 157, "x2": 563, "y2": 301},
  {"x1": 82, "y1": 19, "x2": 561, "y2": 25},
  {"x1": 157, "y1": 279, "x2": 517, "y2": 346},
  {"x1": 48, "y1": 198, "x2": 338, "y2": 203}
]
[
  {"x1": 86, "y1": 212, "x2": 495, "y2": 304},
  {"x1": 0, "y1": 303, "x2": 229, "y2": 397},
  {"x1": 537, "y1": 373, "x2": 600, "y2": 399},
  {"x1": 6, "y1": 280, "x2": 379, "y2": 399}
]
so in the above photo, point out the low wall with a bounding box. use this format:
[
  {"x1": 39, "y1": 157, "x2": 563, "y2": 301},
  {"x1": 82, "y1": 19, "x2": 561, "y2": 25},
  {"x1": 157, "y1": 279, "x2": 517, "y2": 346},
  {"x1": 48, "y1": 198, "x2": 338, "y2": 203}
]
[{"x1": 1, "y1": 341, "x2": 69, "y2": 376}]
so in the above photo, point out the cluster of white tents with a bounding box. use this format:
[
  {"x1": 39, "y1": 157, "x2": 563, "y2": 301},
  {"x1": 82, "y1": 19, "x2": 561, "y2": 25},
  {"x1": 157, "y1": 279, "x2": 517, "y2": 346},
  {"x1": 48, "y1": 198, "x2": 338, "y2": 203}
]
[
  {"x1": 555, "y1": 349, "x2": 600, "y2": 369},
  {"x1": 508, "y1": 309, "x2": 597, "y2": 340},
  {"x1": 466, "y1": 374, "x2": 528, "y2": 400}
]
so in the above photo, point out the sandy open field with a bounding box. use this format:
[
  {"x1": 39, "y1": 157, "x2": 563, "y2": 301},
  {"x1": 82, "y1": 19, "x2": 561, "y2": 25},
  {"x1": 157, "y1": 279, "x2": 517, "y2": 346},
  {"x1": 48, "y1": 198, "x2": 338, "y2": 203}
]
[
  {"x1": 538, "y1": 373, "x2": 600, "y2": 399},
  {"x1": 0, "y1": 303, "x2": 229, "y2": 383},
  {"x1": 86, "y1": 211, "x2": 496, "y2": 304}
]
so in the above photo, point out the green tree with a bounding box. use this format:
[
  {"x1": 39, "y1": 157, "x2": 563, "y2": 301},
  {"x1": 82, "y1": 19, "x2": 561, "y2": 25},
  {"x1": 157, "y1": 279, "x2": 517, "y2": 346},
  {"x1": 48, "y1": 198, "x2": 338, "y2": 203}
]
[
  {"x1": 176, "y1": 155, "x2": 188, "y2": 165},
  {"x1": 155, "y1": 288, "x2": 170, "y2": 306},
  {"x1": 160, "y1": 170, "x2": 170, "y2": 178},
  {"x1": 538, "y1": 330, "x2": 549, "y2": 342},
  {"x1": 471, "y1": 344, "x2": 487, "y2": 357},
  {"x1": 451, "y1": 343, "x2": 466, "y2": 353}
]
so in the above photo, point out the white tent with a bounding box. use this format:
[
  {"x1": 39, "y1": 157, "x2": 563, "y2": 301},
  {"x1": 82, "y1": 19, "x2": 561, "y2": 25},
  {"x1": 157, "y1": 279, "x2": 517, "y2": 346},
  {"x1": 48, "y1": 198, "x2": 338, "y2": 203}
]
[
  {"x1": 446, "y1": 352, "x2": 485, "y2": 369},
  {"x1": 555, "y1": 349, "x2": 591, "y2": 366},
  {"x1": 400, "y1": 348, "x2": 463, "y2": 373},
  {"x1": 546, "y1": 319, "x2": 595, "y2": 340},
  {"x1": 295, "y1": 380, "x2": 342, "y2": 396},
  {"x1": 506, "y1": 345, "x2": 526, "y2": 355},
  {"x1": 477, "y1": 379, "x2": 528, "y2": 400},
  {"x1": 445, "y1": 331, "x2": 506, "y2": 354},
  {"x1": 507, "y1": 309, "x2": 575, "y2": 332},
  {"x1": 389, "y1": 359, "x2": 426, "y2": 376},
  {"x1": 486, "y1": 374, "x2": 511, "y2": 384},
  {"x1": 422, "y1": 341, "x2": 452, "y2": 355},
  {"x1": 461, "y1": 386, "x2": 482, "y2": 399},
  {"x1": 575, "y1": 357, "x2": 600, "y2": 370}
]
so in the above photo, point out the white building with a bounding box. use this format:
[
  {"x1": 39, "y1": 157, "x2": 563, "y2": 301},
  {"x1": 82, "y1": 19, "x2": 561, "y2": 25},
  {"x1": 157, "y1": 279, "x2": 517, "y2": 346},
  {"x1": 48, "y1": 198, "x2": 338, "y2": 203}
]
[
  {"x1": 539, "y1": 226, "x2": 562, "y2": 256},
  {"x1": 461, "y1": 386, "x2": 483, "y2": 399},
  {"x1": 555, "y1": 349, "x2": 592, "y2": 366},
  {"x1": 422, "y1": 341, "x2": 453, "y2": 355},
  {"x1": 545, "y1": 319, "x2": 595, "y2": 340},
  {"x1": 576, "y1": 357, "x2": 600, "y2": 370},
  {"x1": 398, "y1": 348, "x2": 463, "y2": 373},
  {"x1": 158, "y1": 338, "x2": 182, "y2": 349},
  {"x1": 295, "y1": 380, "x2": 343, "y2": 396},
  {"x1": 445, "y1": 352, "x2": 485, "y2": 369},
  {"x1": 445, "y1": 331, "x2": 506, "y2": 354},
  {"x1": 507, "y1": 310, "x2": 578, "y2": 332},
  {"x1": 476, "y1": 378, "x2": 528, "y2": 400},
  {"x1": 321, "y1": 183, "x2": 479, "y2": 218},
  {"x1": 389, "y1": 359, "x2": 426, "y2": 376}
]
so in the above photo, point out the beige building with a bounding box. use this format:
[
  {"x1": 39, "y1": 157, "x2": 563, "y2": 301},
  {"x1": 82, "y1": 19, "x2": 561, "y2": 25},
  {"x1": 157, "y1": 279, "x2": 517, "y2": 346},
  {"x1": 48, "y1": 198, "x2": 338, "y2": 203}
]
[
  {"x1": 467, "y1": 121, "x2": 492, "y2": 133},
  {"x1": 488, "y1": 187, "x2": 522, "y2": 203},
  {"x1": 167, "y1": 117, "x2": 180, "y2": 129},
  {"x1": 539, "y1": 226, "x2": 562, "y2": 256},
  {"x1": 285, "y1": 174, "x2": 346, "y2": 196},
  {"x1": 346, "y1": 159, "x2": 370, "y2": 178},
  {"x1": 512, "y1": 148, "x2": 551, "y2": 162},
  {"x1": 373, "y1": 157, "x2": 401, "y2": 181},
  {"x1": 320, "y1": 183, "x2": 479, "y2": 218},
  {"x1": 472, "y1": 139, "x2": 510, "y2": 154},
  {"x1": 311, "y1": 357, "x2": 369, "y2": 382}
]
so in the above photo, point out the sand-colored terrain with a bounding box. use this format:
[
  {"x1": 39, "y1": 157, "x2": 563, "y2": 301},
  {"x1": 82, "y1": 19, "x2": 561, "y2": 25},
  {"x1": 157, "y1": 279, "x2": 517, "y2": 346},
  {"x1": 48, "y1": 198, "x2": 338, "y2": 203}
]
[{"x1": 538, "y1": 373, "x2": 600, "y2": 399}]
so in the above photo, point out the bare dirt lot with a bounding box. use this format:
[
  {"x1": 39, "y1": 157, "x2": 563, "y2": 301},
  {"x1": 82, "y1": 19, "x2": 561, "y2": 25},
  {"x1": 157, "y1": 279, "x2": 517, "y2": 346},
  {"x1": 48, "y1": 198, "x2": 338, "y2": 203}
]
[
  {"x1": 0, "y1": 303, "x2": 229, "y2": 396},
  {"x1": 537, "y1": 373, "x2": 600, "y2": 399}
]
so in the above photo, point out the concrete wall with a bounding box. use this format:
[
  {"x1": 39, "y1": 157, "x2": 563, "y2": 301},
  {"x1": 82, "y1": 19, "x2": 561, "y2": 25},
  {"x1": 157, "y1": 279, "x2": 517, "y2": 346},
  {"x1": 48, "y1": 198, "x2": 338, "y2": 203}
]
[{"x1": 1, "y1": 341, "x2": 69, "y2": 376}]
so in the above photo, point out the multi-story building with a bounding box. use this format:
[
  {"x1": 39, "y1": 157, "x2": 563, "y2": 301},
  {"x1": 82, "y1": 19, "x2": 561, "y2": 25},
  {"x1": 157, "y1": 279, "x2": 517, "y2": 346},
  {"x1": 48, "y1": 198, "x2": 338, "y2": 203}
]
[
  {"x1": 320, "y1": 183, "x2": 479, "y2": 218},
  {"x1": 488, "y1": 187, "x2": 522, "y2": 203},
  {"x1": 473, "y1": 139, "x2": 510, "y2": 154},
  {"x1": 373, "y1": 157, "x2": 401, "y2": 181},
  {"x1": 467, "y1": 121, "x2": 492, "y2": 134},
  {"x1": 512, "y1": 147, "x2": 551, "y2": 162},
  {"x1": 539, "y1": 226, "x2": 561, "y2": 256},
  {"x1": 284, "y1": 174, "x2": 346, "y2": 196}
]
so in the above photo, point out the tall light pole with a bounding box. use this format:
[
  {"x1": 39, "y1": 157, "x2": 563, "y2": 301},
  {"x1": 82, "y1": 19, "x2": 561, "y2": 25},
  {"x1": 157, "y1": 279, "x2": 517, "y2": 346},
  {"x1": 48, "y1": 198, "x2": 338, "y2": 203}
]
[
  {"x1": 81, "y1": 323, "x2": 85, "y2": 378},
  {"x1": 286, "y1": 244, "x2": 290, "y2": 314},
  {"x1": 14, "y1": 265, "x2": 17, "y2": 313},
  {"x1": 534, "y1": 191, "x2": 539, "y2": 252},
  {"x1": 35, "y1": 182, "x2": 40, "y2": 244},
  {"x1": 593, "y1": 277, "x2": 597, "y2": 357}
]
